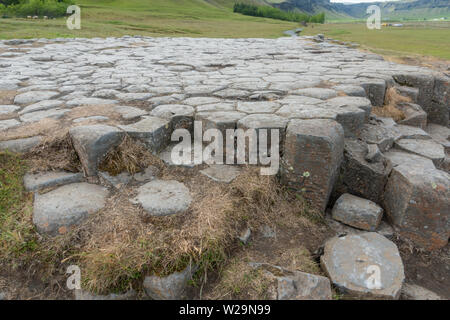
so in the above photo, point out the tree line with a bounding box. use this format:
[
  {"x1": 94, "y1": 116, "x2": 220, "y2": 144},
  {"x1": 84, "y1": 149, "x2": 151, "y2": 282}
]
[
  {"x1": 0, "y1": 0, "x2": 73, "y2": 18},
  {"x1": 233, "y1": 2, "x2": 325, "y2": 23}
]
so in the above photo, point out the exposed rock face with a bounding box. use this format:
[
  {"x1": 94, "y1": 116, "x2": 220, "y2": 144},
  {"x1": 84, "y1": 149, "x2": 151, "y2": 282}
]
[
  {"x1": 396, "y1": 103, "x2": 427, "y2": 129},
  {"x1": 69, "y1": 125, "x2": 123, "y2": 177},
  {"x1": 0, "y1": 136, "x2": 42, "y2": 153},
  {"x1": 334, "y1": 139, "x2": 391, "y2": 205},
  {"x1": 321, "y1": 233, "x2": 405, "y2": 299},
  {"x1": 281, "y1": 119, "x2": 344, "y2": 212},
  {"x1": 33, "y1": 183, "x2": 108, "y2": 235},
  {"x1": 249, "y1": 263, "x2": 332, "y2": 300},
  {"x1": 332, "y1": 193, "x2": 383, "y2": 231},
  {"x1": 383, "y1": 156, "x2": 449, "y2": 250},
  {"x1": 401, "y1": 284, "x2": 443, "y2": 300},
  {"x1": 118, "y1": 116, "x2": 171, "y2": 152},
  {"x1": 132, "y1": 180, "x2": 192, "y2": 216},
  {"x1": 200, "y1": 165, "x2": 242, "y2": 183},
  {"x1": 143, "y1": 265, "x2": 196, "y2": 300},
  {"x1": 24, "y1": 171, "x2": 84, "y2": 191},
  {"x1": 394, "y1": 138, "x2": 445, "y2": 168}
]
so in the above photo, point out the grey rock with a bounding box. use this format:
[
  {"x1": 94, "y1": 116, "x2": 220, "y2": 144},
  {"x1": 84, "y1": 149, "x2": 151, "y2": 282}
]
[
  {"x1": 19, "y1": 100, "x2": 64, "y2": 115},
  {"x1": 332, "y1": 193, "x2": 383, "y2": 231},
  {"x1": 73, "y1": 116, "x2": 109, "y2": 123},
  {"x1": 200, "y1": 165, "x2": 241, "y2": 183},
  {"x1": 150, "y1": 104, "x2": 194, "y2": 129},
  {"x1": 99, "y1": 171, "x2": 132, "y2": 188},
  {"x1": 119, "y1": 116, "x2": 170, "y2": 152},
  {"x1": 249, "y1": 263, "x2": 332, "y2": 300},
  {"x1": 132, "y1": 180, "x2": 192, "y2": 216},
  {"x1": 321, "y1": 233, "x2": 404, "y2": 299},
  {"x1": 143, "y1": 265, "x2": 196, "y2": 300},
  {"x1": 333, "y1": 85, "x2": 366, "y2": 97},
  {"x1": 0, "y1": 104, "x2": 20, "y2": 115},
  {"x1": 394, "y1": 138, "x2": 445, "y2": 167},
  {"x1": 33, "y1": 183, "x2": 108, "y2": 235},
  {"x1": 14, "y1": 91, "x2": 59, "y2": 105},
  {"x1": 365, "y1": 144, "x2": 382, "y2": 163},
  {"x1": 360, "y1": 78, "x2": 386, "y2": 107},
  {"x1": 281, "y1": 119, "x2": 344, "y2": 212},
  {"x1": 383, "y1": 159, "x2": 449, "y2": 250},
  {"x1": 292, "y1": 88, "x2": 337, "y2": 100},
  {"x1": 75, "y1": 289, "x2": 136, "y2": 300},
  {"x1": 66, "y1": 98, "x2": 118, "y2": 107},
  {"x1": 132, "y1": 166, "x2": 158, "y2": 183},
  {"x1": 114, "y1": 105, "x2": 147, "y2": 120},
  {"x1": 236, "y1": 101, "x2": 280, "y2": 114},
  {"x1": 69, "y1": 125, "x2": 123, "y2": 176},
  {"x1": 0, "y1": 136, "x2": 42, "y2": 153},
  {"x1": 0, "y1": 119, "x2": 21, "y2": 131},
  {"x1": 396, "y1": 86, "x2": 419, "y2": 103},
  {"x1": 426, "y1": 123, "x2": 450, "y2": 153},
  {"x1": 19, "y1": 108, "x2": 69, "y2": 123},
  {"x1": 238, "y1": 228, "x2": 251, "y2": 244},
  {"x1": 334, "y1": 139, "x2": 391, "y2": 204},
  {"x1": 396, "y1": 103, "x2": 427, "y2": 129},
  {"x1": 24, "y1": 171, "x2": 83, "y2": 191},
  {"x1": 401, "y1": 284, "x2": 442, "y2": 300}
]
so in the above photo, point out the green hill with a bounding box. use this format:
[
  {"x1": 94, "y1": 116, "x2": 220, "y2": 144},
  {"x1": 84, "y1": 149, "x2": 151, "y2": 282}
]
[{"x1": 0, "y1": 0, "x2": 299, "y2": 39}]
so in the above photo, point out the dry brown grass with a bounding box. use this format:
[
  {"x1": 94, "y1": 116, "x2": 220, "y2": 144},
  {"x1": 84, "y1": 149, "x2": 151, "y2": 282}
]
[
  {"x1": 25, "y1": 133, "x2": 81, "y2": 173},
  {"x1": 3, "y1": 135, "x2": 326, "y2": 297},
  {"x1": 99, "y1": 135, "x2": 165, "y2": 176},
  {"x1": 372, "y1": 87, "x2": 411, "y2": 121},
  {"x1": 0, "y1": 90, "x2": 16, "y2": 105}
]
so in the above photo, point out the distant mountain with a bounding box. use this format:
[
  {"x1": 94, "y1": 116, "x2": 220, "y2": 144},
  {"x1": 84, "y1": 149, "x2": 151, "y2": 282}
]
[{"x1": 269, "y1": 0, "x2": 450, "y2": 20}]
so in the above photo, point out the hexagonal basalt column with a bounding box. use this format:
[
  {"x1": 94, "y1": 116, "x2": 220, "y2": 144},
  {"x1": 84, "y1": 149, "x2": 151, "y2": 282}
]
[{"x1": 281, "y1": 119, "x2": 344, "y2": 213}]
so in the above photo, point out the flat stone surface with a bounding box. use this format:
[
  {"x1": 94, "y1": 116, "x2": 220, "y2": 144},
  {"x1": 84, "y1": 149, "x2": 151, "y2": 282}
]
[
  {"x1": 200, "y1": 165, "x2": 242, "y2": 183},
  {"x1": 119, "y1": 116, "x2": 170, "y2": 152},
  {"x1": 395, "y1": 138, "x2": 445, "y2": 165},
  {"x1": 14, "y1": 91, "x2": 59, "y2": 105},
  {"x1": 33, "y1": 182, "x2": 108, "y2": 235},
  {"x1": 19, "y1": 108, "x2": 69, "y2": 123},
  {"x1": 0, "y1": 119, "x2": 21, "y2": 131},
  {"x1": 321, "y1": 233, "x2": 405, "y2": 299},
  {"x1": 0, "y1": 105, "x2": 20, "y2": 115},
  {"x1": 0, "y1": 136, "x2": 42, "y2": 153},
  {"x1": 236, "y1": 101, "x2": 280, "y2": 114},
  {"x1": 24, "y1": 171, "x2": 84, "y2": 191},
  {"x1": 332, "y1": 193, "x2": 383, "y2": 231},
  {"x1": 19, "y1": 100, "x2": 63, "y2": 115},
  {"x1": 114, "y1": 105, "x2": 147, "y2": 120},
  {"x1": 132, "y1": 180, "x2": 192, "y2": 216}
]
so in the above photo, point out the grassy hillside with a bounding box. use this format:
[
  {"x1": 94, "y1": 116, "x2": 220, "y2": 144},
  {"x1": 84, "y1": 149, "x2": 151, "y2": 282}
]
[
  {"x1": 301, "y1": 21, "x2": 450, "y2": 60},
  {"x1": 0, "y1": 0, "x2": 298, "y2": 39}
]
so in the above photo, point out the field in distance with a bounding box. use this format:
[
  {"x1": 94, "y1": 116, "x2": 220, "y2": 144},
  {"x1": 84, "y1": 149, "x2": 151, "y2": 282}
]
[
  {"x1": 301, "y1": 21, "x2": 450, "y2": 61},
  {"x1": 0, "y1": 0, "x2": 297, "y2": 39}
]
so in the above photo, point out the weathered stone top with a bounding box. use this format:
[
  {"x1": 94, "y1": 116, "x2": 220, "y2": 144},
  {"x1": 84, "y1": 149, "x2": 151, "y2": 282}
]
[{"x1": 1, "y1": 36, "x2": 447, "y2": 140}]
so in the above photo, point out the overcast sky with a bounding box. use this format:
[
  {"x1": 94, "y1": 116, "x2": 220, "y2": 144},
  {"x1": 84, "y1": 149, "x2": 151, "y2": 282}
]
[{"x1": 331, "y1": 0, "x2": 399, "y2": 3}]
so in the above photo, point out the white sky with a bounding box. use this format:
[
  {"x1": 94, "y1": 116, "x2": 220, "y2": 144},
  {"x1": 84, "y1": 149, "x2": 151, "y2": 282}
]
[{"x1": 331, "y1": 0, "x2": 399, "y2": 3}]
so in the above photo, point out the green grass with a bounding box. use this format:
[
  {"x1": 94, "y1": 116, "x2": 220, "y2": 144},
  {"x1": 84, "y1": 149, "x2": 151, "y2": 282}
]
[
  {"x1": 0, "y1": 0, "x2": 298, "y2": 39},
  {"x1": 0, "y1": 151, "x2": 37, "y2": 267},
  {"x1": 301, "y1": 21, "x2": 450, "y2": 60}
]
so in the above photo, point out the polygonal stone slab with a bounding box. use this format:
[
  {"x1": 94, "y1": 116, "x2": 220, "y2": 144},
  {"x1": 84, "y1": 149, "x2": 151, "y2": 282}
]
[
  {"x1": 383, "y1": 161, "x2": 449, "y2": 250},
  {"x1": 24, "y1": 171, "x2": 84, "y2": 191},
  {"x1": 321, "y1": 233, "x2": 405, "y2": 299},
  {"x1": 236, "y1": 101, "x2": 280, "y2": 114},
  {"x1": 332, "y1": 193, "x2": 383, "y2": 231},
  {"x1": 200, "y1": 165, "x2": 241, "y2": 183},
  {"x1": 33, "y1": 183, "x2": 108, "y2": 235},
  {"x1": 119, "y1": 116, "x2": 171, "y2": 152},
  {"x1": 132, "y1": 180, "x2": 192, "y2": 216},
  {"x1": 69, "y1": 124, "x2": 123, "y2": 176},
  {"x1": 14, "y1": 91, "x2": 59, "y2": 105},
  {"x1": 150, "y1": 104, "x2": 194, "y2": 130},
  {"x1": 281, "y1": 119, "x2": 344, "y2": 212},
  {"x1": 394, "y1": 138, "x2": 445, "y2": 167},
  {"x1": 143, "y1": 265, "x2": 196, "y2": 300}
]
